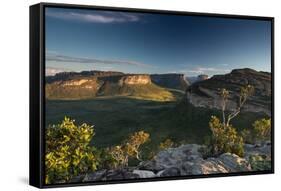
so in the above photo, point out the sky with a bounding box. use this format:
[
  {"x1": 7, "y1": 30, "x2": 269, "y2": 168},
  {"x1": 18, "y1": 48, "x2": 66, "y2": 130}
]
[{"x1": 45, "y1": 7, "x2": 272, "y2": 77}]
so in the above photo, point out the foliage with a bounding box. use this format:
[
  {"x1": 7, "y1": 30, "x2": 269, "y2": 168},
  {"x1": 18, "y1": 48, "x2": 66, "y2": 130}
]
[
  {"x1": 45, "y1": 117, "x2": 98, "y2": 184},
  {"x1": 159, "y1": 139, "x2": 175, "y2": 150},
  {"x1": 249, "y1": 155, "x2": 271, "y2": 171},
  {"x1": 108, "y1": 131, "x2": 150, "y2": 168},
  {"x1": 209, "y1": 116, "x2": 244, "y2": 157},
  {"x1": 253, "y1": 118, "x2": 271, "y2": 142},
  {"x1": 207, "y1": 85, "x2": 254, "y2": 157},
  {"x1": 220, "y1": 85, "x2": 254, "y2": 127},
  {"x1": 241, "y1": 118, "x2": 271, "y2": 144}
]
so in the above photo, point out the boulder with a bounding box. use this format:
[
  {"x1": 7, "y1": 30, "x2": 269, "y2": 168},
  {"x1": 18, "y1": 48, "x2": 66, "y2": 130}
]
[{"x1": 132, "y1": 170, "x2": 156, "y2": 178}]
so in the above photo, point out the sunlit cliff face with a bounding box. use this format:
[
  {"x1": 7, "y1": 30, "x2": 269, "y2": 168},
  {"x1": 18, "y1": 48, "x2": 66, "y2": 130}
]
[{"x1": 118, "y1": 75, "x2": 152, "y2": 85}]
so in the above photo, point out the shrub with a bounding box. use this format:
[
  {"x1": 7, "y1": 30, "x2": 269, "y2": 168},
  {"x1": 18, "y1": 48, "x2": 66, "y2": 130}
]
[
  {"x1": 209, "y1": 116, "x2": 244, "y2": 157},
  {"x1": 45, "y1": 117, "x2": 98, "y2": 184},
  {"x1": 249, "y1": 155, "x2": 271, "y2": 171},
  {"x1": 253, "y1": 118, "x2": 271, "y2": 142},
  {"x1": 159, "y1": 139, "x2": 175, "y2": 150},
  {"x1": 108, "y1": 131, "x2": 150, "y2": 168}
]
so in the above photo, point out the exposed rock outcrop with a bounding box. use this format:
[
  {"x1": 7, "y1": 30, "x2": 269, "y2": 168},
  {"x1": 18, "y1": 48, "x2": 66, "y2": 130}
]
[
  {"x1": 151, "y1": 73, "x2": 189, "y2": 91},
  {"x1": 118, "y1": 75, "x2": 152, "y2": 85},
  {"x1": 71, "y1": 143, "x2": 270, "y2": 183},
  {"x1": 186, "y1": 68, "x2": 271, "y2": 115},
  {"x1": 186, "y1": 74, "x2": 208, "y2": 84}
]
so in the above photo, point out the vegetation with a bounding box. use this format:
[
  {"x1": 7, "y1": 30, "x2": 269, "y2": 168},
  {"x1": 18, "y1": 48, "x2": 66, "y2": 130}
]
[
  {"x1": 45, "y1": 117, "x2": 99, "y2": 184},
  {"x1": 241, "y1": 118, "x2": 271, "y2": 144},
  {"x1": 253, "y1": 118, "x2": 271, "y2": 142},
  {"x1": 45, "y1": 117, "x2": 150, "y2": 184},
  {"x1": 159, "y1": 138, "x2": 175, "y2": 150},
  {"x1": 207, "y1": 85, "x2": 254, "y2": 157},
  {"x1": 249, "y1": 155, "x2": 271, "y2": 171},
  {"x1": 108, "y1": 131, "x2": 150, "y2": 168}
]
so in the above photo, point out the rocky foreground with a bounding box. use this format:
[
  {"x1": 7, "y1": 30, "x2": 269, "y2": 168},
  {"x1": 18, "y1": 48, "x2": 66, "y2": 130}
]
[{"x1": 70, "y1": 143, "x2": 271, "y2": 183}]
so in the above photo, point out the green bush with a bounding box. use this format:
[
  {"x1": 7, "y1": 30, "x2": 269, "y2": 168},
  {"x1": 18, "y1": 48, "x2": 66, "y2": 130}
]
[
  {"x1": 45, "y1": 117, "x2": 99, "y2": 184},
  {"x1": 108, "y1": 131, "x2": 150, "y2": 168},
  {"x1": 209, "y1": 116, "x2": 244, "y2": 157},
  {"x1": 249, "y1": 155, "x2": 271, "y2": 171},
  {"x1": 253, "y1": 118, "x2": 271, "y2": 142},
  {"x1": 159, "y1": 138, "x2": 175, "y2": 150}
]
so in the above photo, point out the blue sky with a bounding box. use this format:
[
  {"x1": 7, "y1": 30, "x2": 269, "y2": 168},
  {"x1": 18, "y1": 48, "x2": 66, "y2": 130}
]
[{"x1": 45, "y1": 7, "x2": 271, "y2": 76}]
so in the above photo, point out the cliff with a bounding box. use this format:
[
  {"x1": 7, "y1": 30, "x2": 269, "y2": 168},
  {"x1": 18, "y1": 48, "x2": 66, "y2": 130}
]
[
  {"x1": 151, "y1": 73, "x2": 189, "y2": 91},
  {"x1": 185, "y1": 68, "x2": 271, "y2": 115},
  {"x1": 45, "y1": 72, "x2": 175, "y2": 101}
]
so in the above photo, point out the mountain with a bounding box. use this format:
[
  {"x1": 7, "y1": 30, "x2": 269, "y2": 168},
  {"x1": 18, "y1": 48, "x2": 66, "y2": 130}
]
[
  {"x1": 185, "y1": 68, "x2": 271, "y2": 115},
  {"x1": 151, "y1": 74, "x2": 189, "y2": 91},
  {"x1": 186, "y1": 74, "x2": 209, "y2": 84},
  {"x1": 45, "y1": 71, "x2": 176, "y2": 101}
]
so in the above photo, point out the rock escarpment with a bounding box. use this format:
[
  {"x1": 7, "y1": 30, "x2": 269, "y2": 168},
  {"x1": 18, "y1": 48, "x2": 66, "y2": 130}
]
[
  {"x1": 186, "y1": 68, "x2": 271, "y2": 115},
  {"x1": 118, "y1": 75, "x2": 152, "y2": 85},
  {"x1": 45, "y1": 71, "x2": 176, "y2": 101},
  {"x1": 151, "y1": 74, "x2": 189, "y2": 91},
  {"x1": 70, "y1": 143, "x2": 270, "y2": 183}
]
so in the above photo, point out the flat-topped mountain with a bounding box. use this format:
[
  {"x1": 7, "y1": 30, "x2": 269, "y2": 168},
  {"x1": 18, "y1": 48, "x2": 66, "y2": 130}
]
[
  {"x1": 185, "y1": 68, "x2": 271, "y2": 115},
  {"x1": 151, "y1": 74, "x2": 189, "y2": 91},
  {"x1": 45, "y1": 71, "x2": 177, "y2": 101},
  {"x1": 186, "y1": 74, "x2": 209, "y2": 84}
]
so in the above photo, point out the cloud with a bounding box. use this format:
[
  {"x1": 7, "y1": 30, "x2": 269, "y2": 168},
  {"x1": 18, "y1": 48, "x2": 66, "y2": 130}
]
[
  {"x1": 46, "y1": 52, "x2": 151, "y2": 68},
  {"x1": 175, "y1": 67, "x2": 230, "y2": 76},
  {"x1": 46, "y1": 9, "x2": 141, "y2": 23},
  {"x1": 46, "y1": 67, "x2": 69, "y2": 76}
]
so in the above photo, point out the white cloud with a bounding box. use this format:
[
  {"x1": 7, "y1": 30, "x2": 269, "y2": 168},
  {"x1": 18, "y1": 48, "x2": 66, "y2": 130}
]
[
  {"x1": 179, "y1": 67, "x2": 230, "y2": 76},
  {"x1": 46, "y1": 51, "x2": 151, "y2": 68},
  {"x1": 45, "y1": 67, "x2": 68, "y2": 76},
  {"x1": 46, "y1": 9, "x2": 141, "y2": 24}
]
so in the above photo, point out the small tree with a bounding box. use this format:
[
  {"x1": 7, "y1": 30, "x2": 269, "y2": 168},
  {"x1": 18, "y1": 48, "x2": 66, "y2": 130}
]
[
  {"x1": 221, "y1": 85, "x2": 254, "y2": 127},
  {"x1": 45, "y1": 117, "x2": 98, "y2": 184},
  {"x1": 108, "y1": 131, "x2": 150, "y2": 168},
  {"x1": 208, "y1": 85, "x2": 254, "y2": 157},
  {"x1": 159, "y1": 138, "x2": 175, "y2": 150},
  {"x1": 253, "y1": 118, "x2": 271, "y2": 142}
]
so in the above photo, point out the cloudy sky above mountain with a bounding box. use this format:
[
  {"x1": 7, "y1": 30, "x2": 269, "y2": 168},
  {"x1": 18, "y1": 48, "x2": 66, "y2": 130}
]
[{"x1": 45, "y1": 7, "x2": 271, "y2": 76}]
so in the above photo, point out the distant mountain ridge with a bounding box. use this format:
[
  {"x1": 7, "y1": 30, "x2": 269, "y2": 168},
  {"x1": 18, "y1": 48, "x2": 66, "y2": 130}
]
[
  {"x1": 45, "y1": 71, "x2": 183, "y2": 101},
  {"x1": 185, "y1": 68, "x2": 271, "y2": 115}
]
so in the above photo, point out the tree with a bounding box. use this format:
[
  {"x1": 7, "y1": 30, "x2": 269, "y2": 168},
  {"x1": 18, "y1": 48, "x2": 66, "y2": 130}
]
[
  {"x1": 221, "y1": 85, "x2": 254, "y2": 127},
  {"x1": 45, "y1": 117, "x2": 98, "y2": 184},
  {"x1": 208, "y1": 85, "x2": 254, "y2": 157}
]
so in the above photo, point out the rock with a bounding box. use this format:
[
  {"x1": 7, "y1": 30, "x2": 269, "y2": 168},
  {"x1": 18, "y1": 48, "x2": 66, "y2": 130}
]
[
  {"x1": 83, "y1": 169, "x2": 107, "y2": 182},
  {"x1": 119, "y1": 75, "x2": 151, "y2": 85},
  {"x1": 151, "y1": 73, "x2": 189, "y2": 90},
  {"x1": 153, "y1": 144, "x2": 202, "y2": 168},
  {"x1": 244, "y1": 143, "x2": 271, "y2": 160},
  {"x1": 159, "y1": 167, "x2": 181, "y2": 177},
  {"x1": 132, "y1": 170, "x2": 156, "y2": 178},
  {"x1": 106, "y1": 169, "x2": 139, "y2": 180},
  {"x1": 218, "y1": 153, "x2": 252, "y2": 172},
  {"x1": 186, "y1": 68, "x2": 271, "y2": 115},
  {"x1": 138, "y1": 161, "x2": 165, "y2": 173}
]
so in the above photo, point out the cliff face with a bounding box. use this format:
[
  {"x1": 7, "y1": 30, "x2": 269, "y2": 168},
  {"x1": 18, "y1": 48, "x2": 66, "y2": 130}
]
[
  {"x1": 118, "y1": 75, "x2": 152, "y2": 85},
  {"x1": 186, "y1": 74, "x2": 208, "y2": 84},
  {"x1": 151, "y1": 74, "x2": 189, "y2": 91},
  {"x1": 185, "y1": 68, "x2": 271, "y2": 115},
  {"x1": 45, "y1": 72, "x2": 175, "y2": 101},
  {"x1": 46, "y1": 70, "x2": 124, "y2": 84}
]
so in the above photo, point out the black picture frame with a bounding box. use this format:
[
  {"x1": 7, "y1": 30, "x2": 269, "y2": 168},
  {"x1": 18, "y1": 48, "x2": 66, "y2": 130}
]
[{"x1": 30, "y1": 2, "x2": 275, "y2": 188}]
